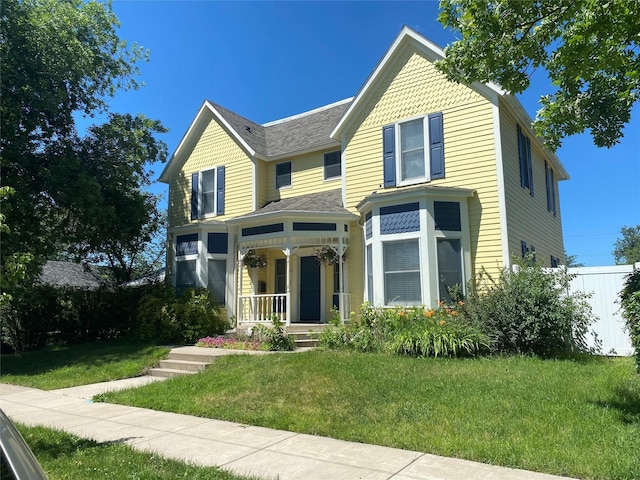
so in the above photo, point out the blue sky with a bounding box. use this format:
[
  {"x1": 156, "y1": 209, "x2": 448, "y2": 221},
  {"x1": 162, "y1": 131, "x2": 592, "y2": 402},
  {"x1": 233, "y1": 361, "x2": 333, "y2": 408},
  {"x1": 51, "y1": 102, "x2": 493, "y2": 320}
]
[{"x1": 101, "y1": 1, "x2": 639, "y2": 266}]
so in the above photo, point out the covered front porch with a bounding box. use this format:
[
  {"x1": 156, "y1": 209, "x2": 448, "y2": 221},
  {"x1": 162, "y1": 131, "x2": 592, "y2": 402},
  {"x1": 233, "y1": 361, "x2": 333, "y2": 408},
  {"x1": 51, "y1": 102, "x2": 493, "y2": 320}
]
[{"x1": 227, "y1": 190, "x2": 358, "y2": 326}]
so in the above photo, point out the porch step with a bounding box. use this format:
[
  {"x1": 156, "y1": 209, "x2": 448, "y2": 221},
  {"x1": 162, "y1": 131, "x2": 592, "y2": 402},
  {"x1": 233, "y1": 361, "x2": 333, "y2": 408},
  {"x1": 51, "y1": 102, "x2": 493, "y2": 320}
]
[{"x1": 288, "y1": 328, "x2": 325, "y2": 348}]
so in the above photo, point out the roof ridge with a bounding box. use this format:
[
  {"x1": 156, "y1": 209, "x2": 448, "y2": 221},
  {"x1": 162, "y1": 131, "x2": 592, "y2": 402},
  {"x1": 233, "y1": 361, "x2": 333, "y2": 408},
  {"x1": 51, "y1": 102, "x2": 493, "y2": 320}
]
[{"x1": 262, "y1": 97, "x2": 353, "y2": 127}]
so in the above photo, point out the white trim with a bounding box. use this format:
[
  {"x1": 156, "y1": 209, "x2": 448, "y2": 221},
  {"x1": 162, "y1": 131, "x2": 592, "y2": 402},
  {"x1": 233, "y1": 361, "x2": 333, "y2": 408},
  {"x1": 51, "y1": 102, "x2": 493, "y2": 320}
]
[
  {"x1": 159, "y1": 101, "x2": 255, "y2": 183},
  {"x1": 341, "y1": 131, "x2": 347, "y2": 210},
  {"x1": 395, "y1": 114, "x2": 431, "y2": 186},
  {"x1": 492, "y1": 102, "x2": 511, "y2": 268},
  {"x1": 330, "y1": 26, "x2": 505, "y2": 140},
  {"x1": 251, "y1": 158, "x2": 257, "y2": 211}
]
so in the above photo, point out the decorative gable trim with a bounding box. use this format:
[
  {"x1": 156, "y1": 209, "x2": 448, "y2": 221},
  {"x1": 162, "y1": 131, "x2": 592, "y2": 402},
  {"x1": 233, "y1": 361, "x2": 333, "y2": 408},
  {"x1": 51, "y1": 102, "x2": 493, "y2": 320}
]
[
  {"x1": 330, "y1": 25, "x2": 505, "y2": 140},
  {"x1": 159, "y1": 101, "x2": 256, "y2": 183}
]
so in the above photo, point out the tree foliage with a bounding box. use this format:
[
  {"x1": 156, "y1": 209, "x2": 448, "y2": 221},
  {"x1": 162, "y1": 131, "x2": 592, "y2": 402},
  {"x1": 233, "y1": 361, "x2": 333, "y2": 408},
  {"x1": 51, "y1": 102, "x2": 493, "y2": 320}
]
[
  {"x1": 437, "y1": 0, "x2": 640, "y2": 150},
  {"x1": 0, "y1": 0, "x2": 167, "y2": 281},
  {"x1": 613, "y1": 225, "x2": 640, "y2": 265}
]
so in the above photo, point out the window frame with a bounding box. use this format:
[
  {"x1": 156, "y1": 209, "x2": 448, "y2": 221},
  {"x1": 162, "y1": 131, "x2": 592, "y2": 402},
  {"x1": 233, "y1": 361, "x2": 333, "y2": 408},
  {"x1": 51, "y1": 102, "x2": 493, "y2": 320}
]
[
  {"x1": 275, "y1": 161, "x2": 292, "y2": 190},
  {"x1": 382, "y1": 238, "x2": 422, "y2": 306},
  {"x1": 323, "y1": 151, "x2": 342, "y2": 181},
  {"x1": 194, "y1": 167, "x2": 224, "y2": 219},
  {"x1": 517, "y1": 125, "x2": 534, "y2": 196},
  {"x1": 396, "y1": 115, "x2": 430, "y2": 186}
]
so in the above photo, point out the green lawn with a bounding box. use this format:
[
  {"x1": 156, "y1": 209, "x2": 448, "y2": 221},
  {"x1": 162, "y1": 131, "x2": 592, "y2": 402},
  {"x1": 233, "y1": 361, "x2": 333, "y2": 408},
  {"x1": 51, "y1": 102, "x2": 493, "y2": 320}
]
[
  {"x1": 0, "y1": 340, "x2": 169, "y2": 390},
  {"x1": 99, "y1": 351, "x2": 640, "y2": 480},
  {"x1": 15, "y1": 424, "x2": 256, "y2": 480}
]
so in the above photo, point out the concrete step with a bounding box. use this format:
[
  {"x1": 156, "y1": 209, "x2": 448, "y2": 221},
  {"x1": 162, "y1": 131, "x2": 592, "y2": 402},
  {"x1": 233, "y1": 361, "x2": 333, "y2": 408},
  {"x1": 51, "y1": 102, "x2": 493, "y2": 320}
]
[
  {"x1": 289, "y1": 330, "x2": 320, "y2": 348},
  {"x1": 159, "y1": 359, "x2": 208, "y2": 372},
  {"x1": 167, "y1": 351, "x2": 219, "y2": 363},
  {"x1": 149, "y1": 367, "x2": 199, "y2": 378}
]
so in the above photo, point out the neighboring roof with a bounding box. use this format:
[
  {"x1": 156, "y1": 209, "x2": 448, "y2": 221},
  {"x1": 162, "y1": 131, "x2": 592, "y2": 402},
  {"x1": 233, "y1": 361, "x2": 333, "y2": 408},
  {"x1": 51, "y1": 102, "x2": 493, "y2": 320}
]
[
  {"x1": 228, "y1": 189, "x2": 356, "y2": 224},
  {"x1": 125, "y1": 268, "x2": 166, "y2": 287},
  {"x1": 40, "y1": 261, "x2": 105, "y2": 289}
]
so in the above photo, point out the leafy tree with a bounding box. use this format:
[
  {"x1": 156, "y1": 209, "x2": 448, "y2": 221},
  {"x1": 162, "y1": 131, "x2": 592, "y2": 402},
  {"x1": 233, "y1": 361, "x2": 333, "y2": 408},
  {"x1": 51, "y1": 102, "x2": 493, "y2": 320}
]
[
  {"x1": 564, "y1": 251, "x2": 585, "y2": 268},
  {"x1": 437, "y1": 0, "x2": 640, "y2": 150},
  {"x1": 613, "y1": 225, "x2": 640, "y2": 265},
  {"x1": 0, "y1": 0, "x2": 166, "y2": 277}
]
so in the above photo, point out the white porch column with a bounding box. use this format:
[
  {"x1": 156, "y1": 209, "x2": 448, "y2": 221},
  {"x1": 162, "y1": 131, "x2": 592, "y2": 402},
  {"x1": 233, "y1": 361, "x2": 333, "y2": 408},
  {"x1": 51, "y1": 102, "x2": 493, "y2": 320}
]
[
  {"x1": 236, "y1": 248, "x2": 247, "y2": 325},
  {"x1": 338, "y1": 237, "x2": 344, "y2": 323},
  {"x1": 285, "y1": 248, "x2": 291, "y2": 326}
]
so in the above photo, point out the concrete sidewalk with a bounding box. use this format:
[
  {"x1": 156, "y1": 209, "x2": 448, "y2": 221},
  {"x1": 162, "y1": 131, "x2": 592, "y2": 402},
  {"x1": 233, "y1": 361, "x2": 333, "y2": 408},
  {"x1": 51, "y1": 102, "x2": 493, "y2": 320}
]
[{"x1": 0, "y1": 378, "x2": 576, "y2": 480}]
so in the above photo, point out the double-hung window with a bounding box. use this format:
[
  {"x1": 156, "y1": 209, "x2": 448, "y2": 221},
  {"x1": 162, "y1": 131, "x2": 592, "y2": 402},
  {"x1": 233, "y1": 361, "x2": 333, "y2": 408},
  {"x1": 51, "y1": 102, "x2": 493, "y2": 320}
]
[
  {"x1": 276, "y1": 161, "x2": 292, "y2": 189},
  {"x1": 323, "y1": 151, "x2": 341, "y2": 180},
  {"x1": 207, "y1": 232, "x2": 228, "y2": 305},
  {"x1": 383, "y1": 239, "x2": 421, "y2": 305},
  {"x1": 175, "y1": 233, "x2": 198, "y2": 294},
  {"x1": 383, "y1": 112, "x2": 444, "y2": 187},
  {"x1": 191, "y1": 166, "x2": 225, "y2": 220}
]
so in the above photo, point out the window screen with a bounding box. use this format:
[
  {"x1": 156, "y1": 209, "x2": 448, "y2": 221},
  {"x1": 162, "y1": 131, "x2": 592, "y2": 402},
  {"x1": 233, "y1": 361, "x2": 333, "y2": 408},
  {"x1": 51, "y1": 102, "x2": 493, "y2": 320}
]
[{"x1": 383, "y1": 239, "x2": 421, "y2": 305}]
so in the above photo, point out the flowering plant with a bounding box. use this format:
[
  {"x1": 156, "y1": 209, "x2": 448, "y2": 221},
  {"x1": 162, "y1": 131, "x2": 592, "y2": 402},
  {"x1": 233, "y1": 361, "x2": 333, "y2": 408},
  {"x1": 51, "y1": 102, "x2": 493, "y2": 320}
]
[
  {"x1": 314, "y1": 246, "x2": 347, "y2": 265},
  {"x1": 243, "y1": 250, "x2": 267, "y2": 268}
]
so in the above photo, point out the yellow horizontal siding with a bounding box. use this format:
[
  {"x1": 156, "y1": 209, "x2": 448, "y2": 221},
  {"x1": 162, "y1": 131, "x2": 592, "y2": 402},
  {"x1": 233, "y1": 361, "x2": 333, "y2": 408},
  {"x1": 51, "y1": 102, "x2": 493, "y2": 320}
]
[
  {"x1": 500, "y1": 103, "x2": 564, "y2": 266},
  {"x1": 343, "y1": 44, "x2": 505, "y2": 280},
  {"x1": 264, "y1": 149, "x2": 341, "y2": 202},
  {"x1": 168, "y1": 116, "x2": 254, "y2": 227}
]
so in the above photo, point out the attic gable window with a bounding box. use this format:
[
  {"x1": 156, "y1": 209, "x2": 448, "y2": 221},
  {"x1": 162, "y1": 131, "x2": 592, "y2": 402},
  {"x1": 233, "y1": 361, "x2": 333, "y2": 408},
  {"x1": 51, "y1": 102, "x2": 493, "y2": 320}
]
[
  {"x1": 276, "y1": 161, "x2": 292, "y2": 189},
  {"x1": 324, "y1": 151, "x2": 341, "y2": 180},
  {"x1": 191, "y1": 166, "x2": 225, "y2": 220},
  {"x1": 383, "y1": 112, "x2": 444, "y2": 188}
]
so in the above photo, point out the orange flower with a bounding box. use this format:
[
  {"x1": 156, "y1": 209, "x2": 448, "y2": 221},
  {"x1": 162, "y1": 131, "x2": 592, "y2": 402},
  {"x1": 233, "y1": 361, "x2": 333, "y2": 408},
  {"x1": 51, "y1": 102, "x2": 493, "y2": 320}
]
[
  {"x1": 445, "y1": 308, "x2": 451, "y2": 314},
  {"x1": 458, "y1": 301, "x2": 465, "y2": 306},
  {"x1": 439, "y1": 320, "x2": 446, "y2": 326},
  {"x1": 451, "y1": 310, "x2": 458, "y2": 316},
  {"x1": 438, "y1": 301, "x2": 444, "y2": 307},
  {"x1": 425, "y1": 309, "x2": 434, "y2": 318},
  {"x1": 398, "y1": 310, "x2": 405, "y2": 317}
]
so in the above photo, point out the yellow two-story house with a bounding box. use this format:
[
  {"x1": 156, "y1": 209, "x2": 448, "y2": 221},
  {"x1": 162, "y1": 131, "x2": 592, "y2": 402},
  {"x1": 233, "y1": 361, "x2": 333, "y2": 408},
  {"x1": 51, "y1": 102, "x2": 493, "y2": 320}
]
[{"x1": 159, "y1": 27, "x2": 567, "y2": 327}]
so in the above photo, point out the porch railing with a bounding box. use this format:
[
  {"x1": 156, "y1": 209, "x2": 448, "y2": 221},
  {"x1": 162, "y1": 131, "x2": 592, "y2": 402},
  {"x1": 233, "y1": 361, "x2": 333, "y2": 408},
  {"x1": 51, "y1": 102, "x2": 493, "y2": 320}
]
[{"x1": 238, "y1": 294, "x2": 287, "y2": 324}]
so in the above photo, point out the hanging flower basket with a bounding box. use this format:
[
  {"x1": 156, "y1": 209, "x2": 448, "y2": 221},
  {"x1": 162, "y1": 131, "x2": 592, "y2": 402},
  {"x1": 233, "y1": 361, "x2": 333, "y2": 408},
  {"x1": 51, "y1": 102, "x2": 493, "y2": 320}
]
[
  {"x1": 243, "y1": 250, "x2": 267, "y2": 268},
  {"x1": 314, "y1": 246, "x2": 347, "y2": 265}
]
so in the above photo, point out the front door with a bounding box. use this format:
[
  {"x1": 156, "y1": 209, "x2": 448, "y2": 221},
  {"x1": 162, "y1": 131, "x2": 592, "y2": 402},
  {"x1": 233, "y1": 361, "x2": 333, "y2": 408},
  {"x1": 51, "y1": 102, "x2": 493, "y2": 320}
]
[{"x1": 299, "y1": 256, "x2": 321, "y2": 322}]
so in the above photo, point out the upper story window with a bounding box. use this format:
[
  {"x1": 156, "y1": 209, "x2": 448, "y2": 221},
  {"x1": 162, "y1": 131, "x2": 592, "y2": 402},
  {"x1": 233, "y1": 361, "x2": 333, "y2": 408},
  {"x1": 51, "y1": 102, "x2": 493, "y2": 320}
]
[
  {"x1": 383, "y1": 112, "x2": 444, "y2": 188},
  {"x1": 545, "y1": 161, "x2": 556, "y2": 216},
  {"x1": 324, "y1": 151, "x2": 341, "y2": 180},
  {"x1": 517, "y1": 125, "x2": 533, "y2": 196},
  {"x1": 276, "y1": 161, "x2": 292, "y2": 189},
  {"x1": 191, "y1": 166, "x2": 225, "y2": 220}
]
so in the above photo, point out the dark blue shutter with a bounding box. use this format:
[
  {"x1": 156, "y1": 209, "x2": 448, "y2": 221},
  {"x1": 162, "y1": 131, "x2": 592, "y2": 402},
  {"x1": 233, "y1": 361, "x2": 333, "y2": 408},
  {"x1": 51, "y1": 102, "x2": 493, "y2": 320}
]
[
  {"x1": 429, "y1": 112, "x2": 444, "y2": 179},
  {"x1": 521, "y1": 240, "x2": 527, "y2": 258},
  {"x1": 550, "y1": 168, "x2": 556, "y2": 216},
  {"x1": 216, "y1": 166, "x2": 225, "y2": 215},
  {"x1": 382, "y1": 125, "x2": 396, "y2": 188},
  {"x1": 545, "y1": 161, "x2": 551, "y2": 211},
  {"x1": 517, "y1": 125, "x2": 527, "y2": 188},
  {"x1": 527, "y1": 136, "x2": 533, "y2": 197},
  {"x1": 191, "y1": 172, "x2": 199, "y2": 220}
]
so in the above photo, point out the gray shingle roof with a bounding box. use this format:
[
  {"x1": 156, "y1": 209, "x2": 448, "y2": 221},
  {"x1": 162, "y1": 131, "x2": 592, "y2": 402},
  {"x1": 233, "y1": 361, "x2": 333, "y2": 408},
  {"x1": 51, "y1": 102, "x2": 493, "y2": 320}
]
[
  {"x1": 40, "y1": 261, "x2": 105, "y2": 289},
  {"x1": 211, "y1": 99, "x2": 351, "y2": 159},
  {"x1": 232, "y1": 189, "x2": 352, "y2": 221}
]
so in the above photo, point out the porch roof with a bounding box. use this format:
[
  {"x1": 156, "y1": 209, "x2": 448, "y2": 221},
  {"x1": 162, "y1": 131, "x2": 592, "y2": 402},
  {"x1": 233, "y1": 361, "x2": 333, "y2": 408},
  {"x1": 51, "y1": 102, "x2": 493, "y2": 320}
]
[{"x1": 228, "y1": 189, "x2": 357, "y2": 225}]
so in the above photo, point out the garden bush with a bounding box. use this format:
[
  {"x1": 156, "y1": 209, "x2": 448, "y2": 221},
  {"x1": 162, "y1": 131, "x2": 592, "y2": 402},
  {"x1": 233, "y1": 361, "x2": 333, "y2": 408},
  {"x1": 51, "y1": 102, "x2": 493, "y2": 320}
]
[
  {"x1": 253, "y1": 316, "x2": 296, "y2": 351},
  {"x1": 460, "y1": 256, "x2": 594, "y2": 357},
  {"x1": 137, "y1": 287, "x2": 229, "y2": 344},
  {"x1": 619, "y1": 270, "x2": 640, "y2": 372},
  {"x1": 0, "y1": 284, "x2": 151, "y2": 352},
  {"x1": 319, "y1": 303, "x2": 489, "y2": 357}
]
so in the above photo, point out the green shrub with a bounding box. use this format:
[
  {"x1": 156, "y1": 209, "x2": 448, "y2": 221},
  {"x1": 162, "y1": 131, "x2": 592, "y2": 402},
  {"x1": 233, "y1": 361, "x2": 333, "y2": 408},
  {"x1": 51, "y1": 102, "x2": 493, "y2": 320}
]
[
  {"x1": 619, "y1": 270, "x2": 640, "y2": 372},
  {"x1": 1, "y1": 284, "x2": 150, "y2": 352},
  {"x1": 461, "y1": 256, "x2": 594, "y2": 357},
  {"x1": 137, "y1": 287, "x2": 229, "y2": 344},
  {"x1": 253, "y1": 316, "x2": 296, "y2": 351},
  {"x1": 319, "y1": 304, "x2": 488, "y2": 357}
]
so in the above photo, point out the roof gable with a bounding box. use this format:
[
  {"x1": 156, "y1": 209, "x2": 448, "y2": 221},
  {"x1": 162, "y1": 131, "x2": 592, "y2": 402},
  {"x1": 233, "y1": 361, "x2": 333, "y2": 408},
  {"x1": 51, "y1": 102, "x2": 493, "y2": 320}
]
[{"x1": 330, "y1": 25, "x2": 505, "y2": 140}]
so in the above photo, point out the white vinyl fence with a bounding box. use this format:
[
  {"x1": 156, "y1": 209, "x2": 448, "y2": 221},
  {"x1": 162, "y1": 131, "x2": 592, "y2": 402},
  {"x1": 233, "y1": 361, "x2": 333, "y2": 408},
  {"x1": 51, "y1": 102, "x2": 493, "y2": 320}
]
[{"x1": 563, "y1": 263, "x2": 639, "y2": 356}]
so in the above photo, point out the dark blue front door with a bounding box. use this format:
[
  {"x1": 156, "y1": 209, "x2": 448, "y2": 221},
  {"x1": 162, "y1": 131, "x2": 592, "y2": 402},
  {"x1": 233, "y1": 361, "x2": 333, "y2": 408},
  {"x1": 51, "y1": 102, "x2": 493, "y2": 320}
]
[{"x1": 299, "y1": 256, "x2": 321, "y2": 321}]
